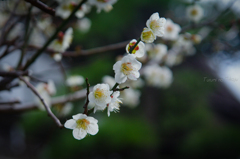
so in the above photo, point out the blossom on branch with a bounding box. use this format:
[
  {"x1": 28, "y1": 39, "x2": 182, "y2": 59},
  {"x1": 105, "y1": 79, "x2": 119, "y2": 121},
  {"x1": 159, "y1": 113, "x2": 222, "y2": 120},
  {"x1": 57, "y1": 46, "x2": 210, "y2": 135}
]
[
  {"x1": 141, "y1": 27, "x2": 156, "y2": 43},
  {"x1": 162, "y1": 18, "x2": 181, "y2": 41},
  {"x1": 88, "y1": 0, "x2": 117, "y2": 13},
  {"x1": 49, "y1": 27, "x2": 73, "y2": 53},
  {"x1": 64, "y1": 113, "x2": 98, "y2": 140},
  {"x1": 145, "y1": 43, "x2": 167, "y2": 62},
  {"x1": 56, "y1": 0, "x2": 90, "y2": 19},
  {"x1": 66, "y1": 75, "x2": 85, "y2": 87},
  {"x1": 146, "y1": 12, "x2": 166, "y2": 37},
  {"x1": 89, "y1": 83, "x2": 113, "y2": 113},
  {"x1": 186, "y1": 4, "x2": 204, "y2": 22},
  {"x1": 143, "y1": 65, "x2": 173, "y2": 88},
  {"x1": 126, "y1": 39, "x2": 145, "y2": 58},
  {"x1": 113, "y1": 54, "x2": 142, "y2": 84},
  {"x1": 107, "y1": 91, "x2": 122, "y2": 116}
]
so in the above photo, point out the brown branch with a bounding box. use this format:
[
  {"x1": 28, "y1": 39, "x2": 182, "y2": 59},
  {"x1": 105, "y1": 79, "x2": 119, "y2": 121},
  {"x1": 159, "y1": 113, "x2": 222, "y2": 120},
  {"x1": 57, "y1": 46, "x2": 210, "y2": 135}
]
[
  {"x1": 62, "y1": 40, "x2": 129, "y2": 57},
  {"x1": 0, "y1": 71, "x2": 29, "y2": 77},
  {"x1": 27, "y1": 40, "x2": 129, "y2": 57},
  {"x1": 18, "y1": 76, "x2": 63, "y2": 128},
  {"x1": 0, "y1": 87, "x2": 91, "y2": 112},
  {"x1": 24, "y1": 0, "x2": 55, "y2": 16},
  {"x1": 0, "y1": 100, "x2": 20, "y2": 105},
  {"x1": 83, "y1": 78, "x2": 90, "y2": 114},
  {"x1": 113, "y1": 86, "x2": 129, "y2": 92}
]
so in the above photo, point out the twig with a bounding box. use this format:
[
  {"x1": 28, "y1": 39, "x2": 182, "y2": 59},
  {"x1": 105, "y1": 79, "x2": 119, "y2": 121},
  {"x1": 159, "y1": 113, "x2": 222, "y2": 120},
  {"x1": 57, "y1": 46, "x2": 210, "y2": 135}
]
[
  {"x1": 0, "y1": 71, "x2": 29, "y2": 77},
  {"x1": 22, "y1": 0, "x2": 88, "y2": 70},
  {"x1": 83, "y1": 78, "x2": 90, "y2": 114},
  {"x1": 113, "y1": 86, "x2": 129, "y2": 92},
  {"x1": 24, "y1": 0, "x2": 55, "y2": 16},
  {"x1": 62, "y1": 40, "x2": 129, "y2": 57},
  {"x1": 0, "y1": 87, "x2": 91, "y2": 112},
  {"x1": 0, "y1": 100, "x2": 20, "y2": 105},
  {"x1": 129, "y1": 38, "x2": 141, "y2": 54},
  {"x1": 19, "y1": 76, "x2": 63, "y2": 128}
]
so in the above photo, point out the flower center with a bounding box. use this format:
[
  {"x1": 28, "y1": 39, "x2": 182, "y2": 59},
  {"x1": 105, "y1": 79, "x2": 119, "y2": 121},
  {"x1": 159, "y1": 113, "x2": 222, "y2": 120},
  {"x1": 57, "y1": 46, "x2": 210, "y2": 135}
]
[
  {"x1": 57, "y1": 32, "x2": 64, "y2": 44},
  {"x1": 166, "y1": 26, "x2": 173, "y2": 32},
  {"x1": 121, "y1": 62, "x2": 133, "y2": 75},
  {"x1": 150, "y1": 20, "x2": 160, "y2": 31},
  {"x1": 76, "y1": 119, "x2": 90, "y2": 130},
  {"x1": 191, "y1": 9, "x2": 198, "y2": 16},
  {"x1": 94, "y1": 88, "x2": 104, "y2": 99},
  {"x1": 142, "y1": 29, "x2": 155, "y2": 41},
  {"x1": 128, "y1": 42, "x2": 139, "y2": 54}
]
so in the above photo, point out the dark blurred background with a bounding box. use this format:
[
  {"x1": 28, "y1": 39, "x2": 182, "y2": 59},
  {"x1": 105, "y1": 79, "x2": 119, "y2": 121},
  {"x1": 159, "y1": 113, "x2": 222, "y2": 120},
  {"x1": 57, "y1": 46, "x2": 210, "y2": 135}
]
[{"x1": 1, "y1": 0, "x2": 240, "y2": 158}]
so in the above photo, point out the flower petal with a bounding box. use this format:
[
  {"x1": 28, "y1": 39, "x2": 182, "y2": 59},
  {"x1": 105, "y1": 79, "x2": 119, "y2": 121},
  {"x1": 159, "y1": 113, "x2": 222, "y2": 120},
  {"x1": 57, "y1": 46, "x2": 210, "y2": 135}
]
[
  {"x1": 73, "y1": 128, "x2": 87, "y2": 140},
  {"x1": 64, "y1": 119, "x2": 76, "y2": 129}
]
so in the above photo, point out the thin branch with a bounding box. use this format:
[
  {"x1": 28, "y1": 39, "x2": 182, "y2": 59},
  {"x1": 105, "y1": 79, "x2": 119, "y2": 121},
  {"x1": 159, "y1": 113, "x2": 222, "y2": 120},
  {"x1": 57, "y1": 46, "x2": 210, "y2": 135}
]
[
  {"x1": 0, "y1": 71, "x2": 29, "y2": 77},
  {"x1": 83, "y1": 78, "x2": 90, "y2": 114},
  {"x1": 0, "y1": 87, "x2": 90, "y2": 112},
  {"x1": 113, "y1": 86, "x2": 129, "y2": 92},
  {"x1": 22, "y1": 0, "x2": 88, "y2": 71},
  {"x1": 0, "y1": 100, "x2": 20, "y2": 105},
  {"x1": 62, "y1": 40, "x2": 129, "y2": 57},
  {"x1": 24, "y1": 0, "x2": 55, "y2": 16},
  {"x1": 19, "y1": 76, "x2": 63, "y2": 128}
]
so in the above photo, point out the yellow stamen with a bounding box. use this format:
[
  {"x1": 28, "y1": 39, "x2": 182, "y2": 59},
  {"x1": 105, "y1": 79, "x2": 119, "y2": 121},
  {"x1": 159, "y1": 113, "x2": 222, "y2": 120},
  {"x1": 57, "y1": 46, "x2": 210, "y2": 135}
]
[
  {"x1": 94, "y1": 88, "x2": 104, "y2": 99},
  {"x1": 76, "y1": 119, "x2": 90, "y2": 130}
]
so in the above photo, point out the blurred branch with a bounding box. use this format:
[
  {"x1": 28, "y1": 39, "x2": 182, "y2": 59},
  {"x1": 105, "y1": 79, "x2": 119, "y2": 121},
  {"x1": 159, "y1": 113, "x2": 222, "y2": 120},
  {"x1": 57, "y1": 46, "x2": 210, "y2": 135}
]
[
  {"x1": 62, "y1": 40, "x2": 129, "y2": 57},
  {"x1": 83, "y1": 78, "x2": 90, "y2": 114},
  {"x1": 0, "y1": 71, "x2": 29, "y2": 77},
  {"x1": 0, "y1": 100, "x2": 20, "y2": 105},
  {"x1": 113, "y1": 86, "x2": 129, "y2": 92},
  {"x1": 22, "y1": 0, "x2": 88, "y2": 70},
  {"x1": 0, "y1": 87, "x2": 91, "y2": 112},
  {"x1": 181, "y1": 0, "x2": 236, "y2": 33},
  {"x1": 24, "y1": 0, "x2": 55, "y2": 16},
  {"x1": 19, "y1": 76, "x2": 63, "y2": 128}
]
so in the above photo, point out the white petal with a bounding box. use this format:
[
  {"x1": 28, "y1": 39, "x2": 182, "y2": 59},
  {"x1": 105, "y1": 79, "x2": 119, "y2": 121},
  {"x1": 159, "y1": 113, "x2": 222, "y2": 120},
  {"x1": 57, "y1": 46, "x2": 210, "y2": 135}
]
[
  {"x1": 128, "y1": 71, "x2": 140, "y2": 80},
  {"x1": 72, "y1": 113, "x2": 87, "y2": 120},
  {"x1": 113, "y1": 61, "x2": 122, "y2": 71},
  {"x1": 87, "y1": 123, "x2": 99, "y2": 135},
  {"x1": 73, "y1": 128, "x2": 87, "y2": 140},
  {"x1": 64, "y1": 119, "x2": 76, "y2": 129},
  {"x1": 115, "y1": 72, "x2": 127, "y2": 84},
  {"x1": 88, "y1": 92, "x2": 95, "y2": 104}
]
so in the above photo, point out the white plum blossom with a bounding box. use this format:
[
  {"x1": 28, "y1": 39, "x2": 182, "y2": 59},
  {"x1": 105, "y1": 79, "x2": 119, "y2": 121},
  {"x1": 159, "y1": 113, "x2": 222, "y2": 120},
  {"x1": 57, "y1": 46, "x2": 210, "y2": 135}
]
[
  {"x1": 186, "y1": 4, "x2": 204, "y2": 22},
  {"x1": 66, "y1": 75, "x2": 85, "y2": 87},
  {"x1": 35, "y1": 80, "x2": 56, "y2": 110},
  {"x1": 141, "y1": 27, "x2": 156, "y2": 43},
  {"x1": 53, "y1": 53, "x2": 62, "y2": 62},
  {"x1": 58, "y1": 102, "x2": 74, "y2": 116},
  {"x1": 145, "y1": 43, "x2": 167, "y2": 62},
  {"x1": 113, "y1": 54, "x2": 142, "y2": 84},
  {"x1": 64, "y1": 113, "x2": 98, "y2": 140},
  {"x1": 77, "y1": 17, "x2": 92, "y2": 33},
  {"x1": 126, "y1": 39, "x2": 145, "y2": 58},
  {"x1": 164, "y1": 49, "x2": 183, "y2": 67},
  {"x1": 56, "y1": 0, "x2": 90, "y2": 19},
  {"x1": 89, "y1": 83, "x2": 113, "y2": 113},
  {"x1": 143, "y1": 65, "x2": 173, "y2": 88},
  {"x1": 107, "y1": 91, "x2": 122, "y2": 116},
  {"x1": 88, "y1": 0, "x2": 117, "y2": 13},
  {"x1": 163, "y1": 19, "x2": 181, "y2": 41},
  {"x1": 120, "y1": 88, "x2": 141, "y2": 108},
  {"x1": 49, "y1": 27, "x2": 73, "y2": 53},
  {"x1": 174, "y1": 33, "x2": 196, "y2": 56},
  {"x1": 146, "y1": 12, "x2": 166, "y2": 37}
]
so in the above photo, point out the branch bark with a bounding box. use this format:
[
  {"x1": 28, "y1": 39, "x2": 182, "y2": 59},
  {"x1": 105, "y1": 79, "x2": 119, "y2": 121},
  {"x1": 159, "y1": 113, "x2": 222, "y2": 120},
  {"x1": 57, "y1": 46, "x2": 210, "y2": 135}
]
[{"x1": 24, "y1": 0, "x2": 55, "y2": 16}]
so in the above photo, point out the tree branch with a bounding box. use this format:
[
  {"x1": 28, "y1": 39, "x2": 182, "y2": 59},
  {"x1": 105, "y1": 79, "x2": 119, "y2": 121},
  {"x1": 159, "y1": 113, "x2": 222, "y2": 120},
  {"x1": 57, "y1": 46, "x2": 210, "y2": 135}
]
[
  {"x1": 18, "y1": 76, "x2": 63, "y2": 128},
  {"x1": 0, "y1": 71, "x2": 29, "y2": 77},
  {"x1": 83, "y1": 78, "x2": 90, "y2": 114},
  {"x1": 24, "y1": 0, "x2": 55, "y2": 16}
]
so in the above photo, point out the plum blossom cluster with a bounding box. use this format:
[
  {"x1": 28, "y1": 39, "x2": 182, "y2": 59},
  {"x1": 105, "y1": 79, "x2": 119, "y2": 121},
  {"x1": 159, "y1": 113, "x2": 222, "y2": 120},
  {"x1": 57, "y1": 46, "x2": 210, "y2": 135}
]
[{"x1": 65, "y1": 12, "x2": 169, "y2": 140}]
